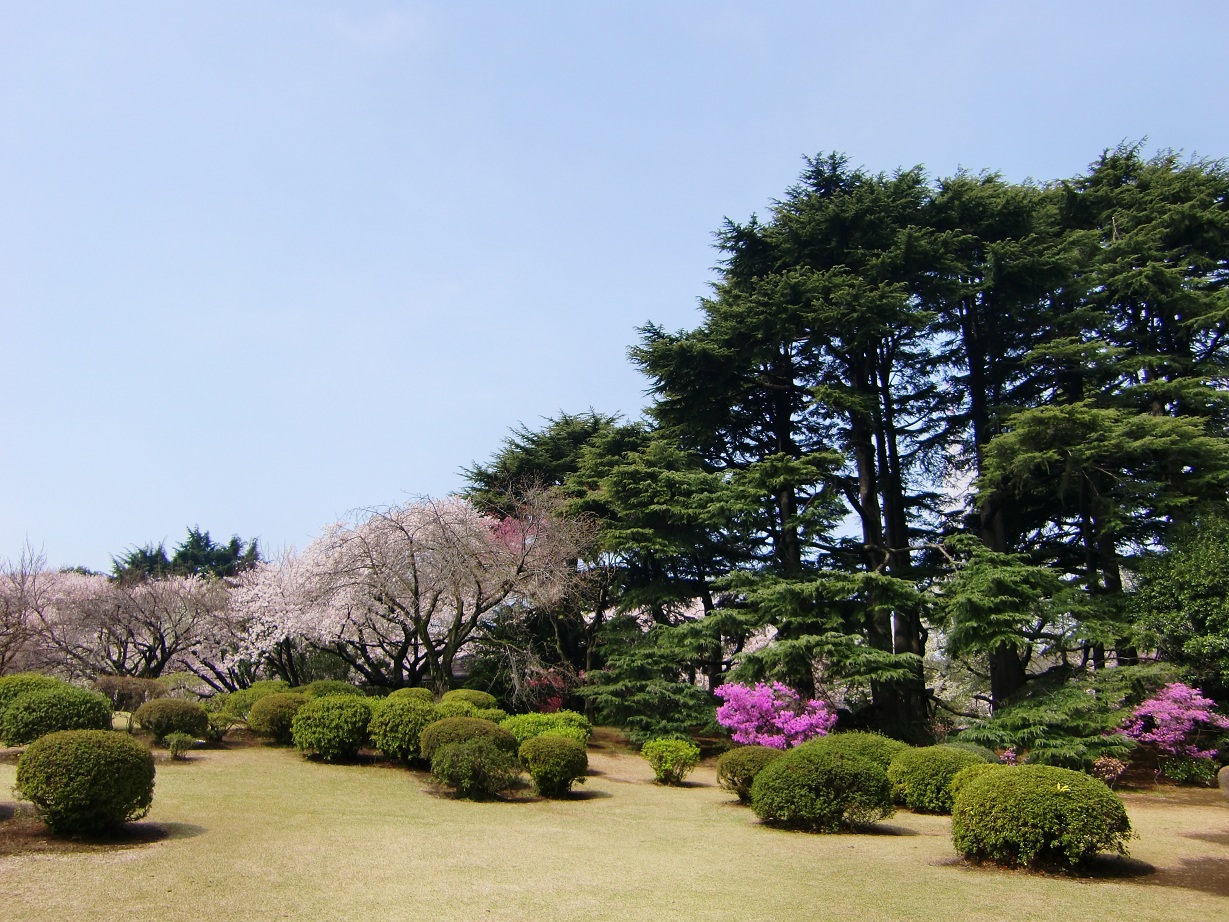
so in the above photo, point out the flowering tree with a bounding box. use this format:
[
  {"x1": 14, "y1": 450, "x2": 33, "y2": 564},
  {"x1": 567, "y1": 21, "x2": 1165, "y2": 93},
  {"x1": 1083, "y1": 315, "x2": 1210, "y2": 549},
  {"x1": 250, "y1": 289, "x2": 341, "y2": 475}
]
[
  {"x1": 0, "y1": 547, "x2": 51, "y2": 674},
  {"x1": 1121, "y1": 682, "x2": 1229, "y2": 759},
  {"x1": 715, "y1": 680, "x2": 837, "y2": 748}
]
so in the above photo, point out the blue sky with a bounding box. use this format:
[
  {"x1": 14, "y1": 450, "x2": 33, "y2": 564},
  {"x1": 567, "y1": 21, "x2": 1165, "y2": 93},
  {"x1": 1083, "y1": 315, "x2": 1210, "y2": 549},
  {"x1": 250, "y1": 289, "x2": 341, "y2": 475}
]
[{"x1": 3, "y1": 1, "x2": 1227, "y2": 571}]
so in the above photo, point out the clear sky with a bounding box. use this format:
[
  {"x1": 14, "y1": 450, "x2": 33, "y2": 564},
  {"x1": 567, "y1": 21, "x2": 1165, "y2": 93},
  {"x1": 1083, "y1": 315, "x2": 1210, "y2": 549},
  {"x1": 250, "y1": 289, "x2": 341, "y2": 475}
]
[{"x1": 3, "y1": 1, "x2": 1227, "y2": 571}]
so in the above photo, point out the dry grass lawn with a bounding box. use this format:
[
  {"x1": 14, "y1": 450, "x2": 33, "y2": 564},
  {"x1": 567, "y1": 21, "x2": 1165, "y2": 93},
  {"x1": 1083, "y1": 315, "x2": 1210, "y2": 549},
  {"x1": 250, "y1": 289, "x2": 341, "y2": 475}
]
[{"x1": 1, "y1": 733, "x2": 1226, "y2": 921}]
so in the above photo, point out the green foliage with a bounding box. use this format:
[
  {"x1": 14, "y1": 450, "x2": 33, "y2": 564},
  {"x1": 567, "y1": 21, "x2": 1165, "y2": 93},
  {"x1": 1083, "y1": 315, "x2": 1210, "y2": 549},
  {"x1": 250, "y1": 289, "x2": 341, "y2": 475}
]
[
  {"x1": 716, "y1": 745, "x2": 785, "y2": 803},
  {"x1": 499, "y1": 710, "x2": 592, "y2": 746},
  {"x1": 887, "y1": 745, "x2": 990, "y2": 814},
  {"x1": 434, "y1": 699, "x2": 477, "y2": 718},
  {"x1": 430, "y1": 737, "x2": 523, "y2": 799},
  {"x1": 2, "y1": 686, "x2": 113, "y2": 746},
  {"x1": 948, "y1": 762, "x2": 1008, "y2": 801},
  {"x1": 14, "y1": 730, "x2": 155, "y2": 834},
  {"x1": 164, "y1": 732, "x2": 196, "y2": 759},
  {"x1": 290, "y1": 696, "x2": 373, "y2": 762},
  {"x1": 640, "y1": 738, "x2": 700, "y2": 784},
  {"x1": 441, "y1": 689, "x2": 499, "y2": 710},
  {"x1": 797, "y1": 731, "x2": 910, "y2": 772},
  {"x1": 202, "y1": 712, "x2": 239, "y2": 743},
  {"x1": 419, "y1": 717, "x2": 518, "y2": 762},
  {"x1": 750, "y1": 745, "x2": 894, "y2": 832},
  {"x1": 951, "y1": 765, "x2": 1133, "y2": 868},
  {"x1": 0, "y1": 673, "x2": 67, "y2": 725},
  {"x1": 942, "y1": 741, "x2": 1000, "y2": 763},
  {"x1": 93, "y1": 675, "x2": 165, "y2": 713},
  {"x1": 1158, "y1": 755, "x2": 1220, "y2": 786},
  {"x1": 112, "y1": 526, "x2": 259, "y2": 580},
  {"x1": 134, "y1": 698, "x2": 210, "y2": 742},
  {"x1": 303, "y1": 680, "x2": 363, "y2": 699},
  {"x1": 215, "y1": 680, "x2": 291, "y2": 719},
  {"x1": 368, "y1": 698, "x2": 441, "y2": 763},
  {"x1": 519, "y1": 734, "x2": 588, "y2": 796},
  {"x1": 247, "y1": 693, "x2": 309, "y2": 745},
  {"x1": 472, "y1": 707, "x2": 508, "y2": 723},
  {"x1": 388, "y1": 687, "x2": 436, "y2": 703}
]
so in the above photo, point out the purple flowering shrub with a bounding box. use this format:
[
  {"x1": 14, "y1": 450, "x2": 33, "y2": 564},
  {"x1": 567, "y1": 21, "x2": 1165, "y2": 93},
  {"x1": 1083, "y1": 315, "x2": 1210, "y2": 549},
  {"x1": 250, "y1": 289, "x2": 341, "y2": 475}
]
[
  {"x1": 714, "y1": 681, "x2": 837, "y2": 749},
  {"x1": 1121, "y1": 682, "x2": 1229, "y2": 760}
]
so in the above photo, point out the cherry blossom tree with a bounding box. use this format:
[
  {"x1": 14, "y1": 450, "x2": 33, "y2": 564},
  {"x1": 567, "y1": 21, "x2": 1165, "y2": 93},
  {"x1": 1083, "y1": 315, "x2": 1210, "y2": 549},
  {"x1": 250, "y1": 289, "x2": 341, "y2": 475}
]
[{"x1": 0, "y1": 546, "x2": 51, "y2": 674}]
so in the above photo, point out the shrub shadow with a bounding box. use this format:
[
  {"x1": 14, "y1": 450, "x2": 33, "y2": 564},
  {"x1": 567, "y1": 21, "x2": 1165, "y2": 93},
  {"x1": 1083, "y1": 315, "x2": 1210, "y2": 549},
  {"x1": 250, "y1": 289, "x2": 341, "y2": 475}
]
[
  {"x1": 0, "y1": 810, "x2": 206, "y2": 857},
  {"x1": 1183, "y1": 831, "x2": 1229, "y2": 848},
  {"x1": 560, "y1": 788, "x2": 613, "y2": 801}
]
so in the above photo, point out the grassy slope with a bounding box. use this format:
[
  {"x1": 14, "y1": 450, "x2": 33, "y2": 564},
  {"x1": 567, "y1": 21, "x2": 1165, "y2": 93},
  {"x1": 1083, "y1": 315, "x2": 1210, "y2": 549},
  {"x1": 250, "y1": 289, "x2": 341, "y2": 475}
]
[{"x1": 1, "y1": 741, "x2": 1226, "y2": 922}]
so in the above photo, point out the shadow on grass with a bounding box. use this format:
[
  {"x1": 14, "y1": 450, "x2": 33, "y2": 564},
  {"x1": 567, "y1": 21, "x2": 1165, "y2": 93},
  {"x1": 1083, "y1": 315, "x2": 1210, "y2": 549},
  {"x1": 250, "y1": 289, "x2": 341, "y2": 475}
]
[
  {"x1": 560, "y1": 788, "x2": 613, "y2": 801},
  {"x1": 0, "y1": 802, "x2": 206, "y2": 857},
  {"x1": 1183, "y1": 830, "x2": 1229, "y2": 847}
]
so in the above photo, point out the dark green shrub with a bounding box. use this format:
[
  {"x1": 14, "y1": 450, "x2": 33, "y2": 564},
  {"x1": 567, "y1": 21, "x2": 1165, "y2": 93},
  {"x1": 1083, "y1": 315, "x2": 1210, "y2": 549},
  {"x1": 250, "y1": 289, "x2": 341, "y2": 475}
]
[
  {"x1": 751, "y1": 746, "x2": 894, "y2": 832},
  {"x1": 951, "y1": 765, "x2": 1133, "y2": 868},
  {"x1": 388, "y1": 687, "x2": 435, "y2": 703},
  {"x1": 797, "y1": 731, "x2": 910, "y2": 771},
  {"x1": 368, "y1": 698, "x2": 441, "y2": 763},
  {"x1": 641, "y1": 738, "x2": 700, "y2": 784},
  {"x1": 717, "y1": 745, "x2": 785, "y2": 803},
  {"x1": 14, "y1": 730, "x2": 155, "y2": 834},
  {"x1": 887, "y1": 745, "x2": 988, "y2": 814},
  {"x1": 430, "y1": 737, "x2": 523, "y2": 799},
  {"x1": 202, "y1": 712, "x2": 238, "y2": 743},
  {"x1": 215, "y1": 679, "x2": 290, "y2": 719},
  {"x1": 501, "y1": 710, "x2": 592, "y2": 746},
  {"x1": 948, "y1": 761, "x2": 1008, "y2": 800},
  {"x1": 942, "y1": 741, "x2": 1000, "y2": 763},
  {"x1": 441, "y1": 689, "x2": 499, "y2": 710},
  {"x1": 164, "y1": 732, "x2": 196, "y2": 759},
  {"x1": 2, "y1": 686, "x2": 113, "y2": 745},
  {"x1": 134, "y1": 698, "x2": 210, "y2": 742},
  {"x1": 291, "y1": 696, "x2": 373, "y2": 762},
  {"x1": 520, "y1": 734, "x2": 588, "y2": 797},
  {"x1": 304, "y1": 680, "x2": 364, "y2": 699},
  {"x1": 1158, "y1": 755, "x2": 1220, "y2": 786},
  {"x1": 434, "y1": 699, "x2": 477, "y2": 718},
  {"x1": 0, "y1": 673, "x2": 66, "y2": 724},
  {"x1": 247, "y1": 693, "x2": 310, "y2": 745},
  {"x1": 419, "y1": 717, "x2": 517, "y2": 762}
]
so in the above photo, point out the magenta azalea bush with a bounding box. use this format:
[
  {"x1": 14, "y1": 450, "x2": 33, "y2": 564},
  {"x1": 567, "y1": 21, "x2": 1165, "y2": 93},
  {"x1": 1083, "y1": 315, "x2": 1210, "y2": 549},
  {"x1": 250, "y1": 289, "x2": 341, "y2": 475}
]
[
  {"x1": 1121, "y1": 682, "x2": 1229, "y2": 759},
  {"x1": 714, "y1": 681, "x2": 837, "y2": 749}
]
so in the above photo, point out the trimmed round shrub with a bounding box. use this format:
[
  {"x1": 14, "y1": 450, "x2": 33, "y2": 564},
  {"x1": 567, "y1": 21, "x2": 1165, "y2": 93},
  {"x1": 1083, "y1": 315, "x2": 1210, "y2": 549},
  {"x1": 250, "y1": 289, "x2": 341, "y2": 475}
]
[
  {"x1": 0, "y1": 673, "x2": 67, "y2": 725},
  {"x1": 796, "y1": 731, "x2": 910, "y2": 771},
  {"x1": 419, "y1": 717, "x2": 517, "y2": 762},
  {"x1": 472, "y1": 707, "x2": 509, "y2": 723},
  {"x1": 434, "y1": 699, "x2": 478, "y2": 719},
  {"x1": 291, "y1": 696, "x2": 373, "y2": 762},
  {"x1": 369, "y1": 698, "x2": 441, "y2": 763},
  {"x1": 303, "y1": 680, "x2": 364, "y2": 699},
  {"x1": 944, "y1": 741, "x2": 1000, "y2": 763},
  {"x1": 164, "y1": 732, "x2": 196, "y2": 759},
  {"x1": 441, "y1": 688, "x2": 499, "y2": 710},
  {"x1": 430, "y1": 736, "x2": 523, "y2": 799},
  {"x1": 717, "y1": 745, "x2": 785, "y2": 803},
  {"x1": 501, "y1": 710, "x2": 593, "y2": 746},
  {"x1": 388, "y1": 687, "x2": 436, "y2": 703},
  {"x1": 215, "y1": 679, "x2": 290, "y2": 719},
  {"x1": 951, "y1": 764, "x2": 1133, "y2": 868},
  {"x1": 248, "y1": 692, "x2": 310, "y2": 745},
  {"x1": 93, "y1": 675, "x2": 165, "y2": 713},
  {"x1": 888, "y1": 745, "x2": 988, "y2": 814},
  {"x1": 2, "y1": 686, "x2": 113, "y2": 745},
  {"x1": 15, "y1": 729, "x2": 155, "y2": 834},
  {"x1": 948, "y1": 761, "x2": 1008, "y2": 800},
  {"x1": 751, "y1": 746, "x2": 894, "y2": 832},
  {"x1": 134, "y1": 698, "x2": 210, "y2": 742},
  {"x1": 641, "y1": 738, "x2": 701, "y2": 784},
  {"x1": 520, "y1": 734, "x2": 588, "y2": 797}
]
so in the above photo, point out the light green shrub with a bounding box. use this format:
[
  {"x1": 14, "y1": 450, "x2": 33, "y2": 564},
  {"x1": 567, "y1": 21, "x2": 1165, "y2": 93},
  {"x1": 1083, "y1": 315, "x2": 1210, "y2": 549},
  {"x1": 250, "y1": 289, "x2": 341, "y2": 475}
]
[
  {"x1": 641, "y1": 738, "x2": 700, "y2": 785},
  {"x1": 887, "y1": 745, "x2": 988, "y2": 814},
  {"x1": 419, "y1": 717, "x2": 517, "y2": 762},
  {"x1": 247, "y1": 693, "x2": 310, "y2": 745},
  {"x1": 520, "y1": 734, "x2": 588, "y2": 797},
  {"x1": 291, "y1": 696, "x2": 373, "y2": 762},
  {"x1": 368, "y1": 698, "x2": 441, "y2": 763},
  {"x1": 430, "y1": 737, "x2": 523, "y2": 799},
  {"x1": 134, "y1": 698, "x2": 210, "y2": 742},
  {"x1": 441, "y1": 689, "x2": 499, "y2": 710},
  {"x1": 751, "y1": 746, "x2": 893, "y2": 832},
  {"x1": 717, "y1": 745, "x2": 785, "y2": 803},
  {"x1": 501, "y1": 710, "x2": 593, "y2": 746}
]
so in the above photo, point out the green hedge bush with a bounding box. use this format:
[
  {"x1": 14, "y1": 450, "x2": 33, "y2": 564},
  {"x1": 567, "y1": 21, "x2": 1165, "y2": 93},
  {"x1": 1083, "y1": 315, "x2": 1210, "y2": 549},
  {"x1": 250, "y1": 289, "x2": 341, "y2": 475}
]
[
  {"x1": 942, "y1": 741, "x2": 1000, "y2": 763},
  {"x1": 887, "y1": 745, "x2": 989, "y2": 814},
  {"x1": 472, "y1": 707, "x2": 509, "y2": 723},
  {"x1": 14, "y1": 729, "x2": 155, "y2": 834},
  {"x1": 419, "y1": 717, "x2": 517, "y2": 762},
  {"x1": 500, "y1": 710, "x2": 593, "y2": 746},
  {"x1": 796, "y1": 731, "x2": 910, "y2": 771},
  {"x1": 0, "y1": 673, "x2": 66, "y2": 725},
  {"x1": 717, "y1": 745, "x2": 785, "y2": 803},
  {"x1": 93, "y1": 675, "x2": 165, "y2": 713},
  {"x1": 291, "y1": 696, "x2": 373, "y2": 762},
  {"x1": 434, "y1": 699, "x2": 477, "y2": 719},
  {"x1": 247, "y1": 692, "x2": 310, "y2": 745},
  {"x1": 520, "y1": 734, "x2": 588, "y2": 796},
  {"x1": 951, "y1": 765, "x2": 1133, "y2": 868},
  {"x1": 948, "y1": 761, "x2": 1008, "y2": 801},
  {"x1": 214, "y1": 679, "x2": 290, "y2": 719},
  {"x1": 369, "y1": 698, "x2": 441, "y2": 763},
  {"x1": 303, "y1": 680, "x2": 364, "y2": 699},
  {"x1": 388, "y1": 687, "x2": 435, "y2": 703},
  {"x1": 2, "y1": 686, "x2": 113, "y2": 746},
  {"x1": 641, "y1": 738, "x2": 700, "y2": 785},
  {"x1": 430, "y1": 737, "x2": 523, "y2": 799},
  {"x1": 751, "y1": 746, "x2": 894, "y2": 832},
  {"x1": 441, "y1": 689, "x2": 499, "y2": 710},
  {"x1": 134, "y1": 698, "x2": 210, "y2": 742}
]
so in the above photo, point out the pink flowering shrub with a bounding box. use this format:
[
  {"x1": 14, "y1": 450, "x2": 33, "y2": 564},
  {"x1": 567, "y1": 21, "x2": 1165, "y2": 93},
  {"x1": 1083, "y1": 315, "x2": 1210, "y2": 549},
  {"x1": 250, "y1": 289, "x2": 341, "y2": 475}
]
[
  {"x1": 1121, "y1": 682, "x2": 1229, "y2": 760},
  {"x1": 714, "y1": 681, "x2": 837, "y2": 749}
]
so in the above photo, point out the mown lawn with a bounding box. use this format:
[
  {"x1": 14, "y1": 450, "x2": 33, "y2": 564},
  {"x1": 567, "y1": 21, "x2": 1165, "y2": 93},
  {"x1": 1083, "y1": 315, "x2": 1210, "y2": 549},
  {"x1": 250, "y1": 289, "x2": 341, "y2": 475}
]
[{"x1": 1, "y1": 735, "x2": 1226, "y2": 922}]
